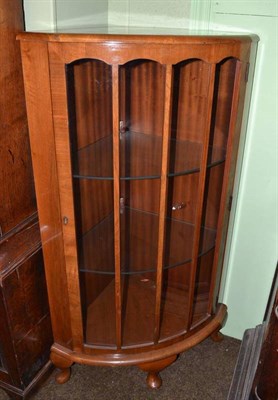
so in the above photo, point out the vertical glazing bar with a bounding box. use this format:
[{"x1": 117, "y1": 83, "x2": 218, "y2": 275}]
[
  {"x1": 186, "y1": 63, "x2": 216, "y2": 331},
  {"x1": 154, "y1": 64, "x2": 173, "y2": 343},
  {"x1": 112, "y1": 64, "x2": 122, "y2": 349}
]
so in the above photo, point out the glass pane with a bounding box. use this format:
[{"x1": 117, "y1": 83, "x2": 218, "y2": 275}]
[
  {"x1": 120, "y1": 179, "x2": 160, "y2": 274},
  {"x1": 191, "y1": 58, "x2": 237, "y2": 328},
  {"x1": 67, "y1": 59, "x2": 113, "y2": 179},
  {"x1": 119, "y1": 132, "x2": 162, "y2": 179},
  {"x1": 192, "y1": 164, "x2": 225, "y2": 328},
  {"x1": 120, "y1": 208, "x2": 159, "y2": 274},
  {"x1": 67, "y1": 59, "x2": 115, "y2": 347},
  {"x1": 80, "y1": 272, "x2": 116, "y2": 347},
  {"x1": 121, "y1": 273, "x2": 156, "y2": 347},
  {"x1": 208, "y1": 58, "x2": 238, "y2": 166},
  {"x1": 159, "y1": 263, "x2": 191, "y2": 341},
  {"x1": 169, "y1": 59, "x2": 211, "y2": 176},
  {"x1": 74, "y1": 179, "x2": 114, "y2": 275},
  {"x1": 119, "y1": 60, "x2": 165, "y2": 178},
  {"x1": 201, "y1": 163, "x2": 225, "y2": 233},
  {"x1": 119, "y1": 60, "x2": 164, "y2": 347},
  {"x1": 165, "y1": 174, "x2": 198, "y2": 269},
  {"x1": 192, "y1": 250, "x2": 215, "y2": 328}
]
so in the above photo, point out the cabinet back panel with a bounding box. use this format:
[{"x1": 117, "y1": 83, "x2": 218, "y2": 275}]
[
  {"x1": 171, "y1": 60, "x2": 211, "y2": 144},
  {"x1": 74, "y1": 179, "x2": 113, "y2": 234},
  {"x1": 167, "y1": 174, "x2": 199, "y2": 224},
  {"x1": 68, "y1": 59, "x2": 113, "y2": 149},
  {"x1": 120, "y1": 60, "x2": 165, "y2": 136},
  {"x1": 82, "y1": 273, "x2": 116, "y2": 347},
  {"x1": 122, "y1": 179, "x2": 160, "y2": 215}
]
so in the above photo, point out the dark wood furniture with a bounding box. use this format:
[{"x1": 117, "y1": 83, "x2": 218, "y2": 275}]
[
  {"x1": 0, "y1": 2, "x2": 35, "y2": 232},
  {"x1": 0, "y1": 1, "x2": 53, "y2": 398},
  {"x1": 18, "y1": 28, "x2": 258, "y2": 389},
  {"x1": 228, "y1": 265, "x2": 278, "y2": 400},
  {"x1": 251, "y1": 265, "x2": 278, "y2": 399},
  {"x1": 0, "y1": 219, "x2": 53, "y2": 400}
]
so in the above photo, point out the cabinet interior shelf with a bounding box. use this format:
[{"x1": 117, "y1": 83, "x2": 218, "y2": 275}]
[
  {"x1": 72, "y1": 132, "x2": 226, "y2": 180},
  {"x1": 83, "y1": 272, "x2": 210, "y2": 348},
  {"x1": 78, "y1": 208, "x2": 216, "y2": 275}
]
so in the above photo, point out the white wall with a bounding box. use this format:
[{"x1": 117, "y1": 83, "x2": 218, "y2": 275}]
[
  {"x1": 55, "y1": 0, "x2": 108, "y2": 29},
  {"x1": 24, "y1": 0, "x2": 56, "y2": 31},
  {"x1": 24, "y1": 0, "x2": 108, "y2": 31},
  {"x1": 24, "y1": 1, "x2": 191, "y2": 31},
  {"x1": 191, "y1": 1, "x2": 278, "y2": 339},
  {"x1": 108, "y1": 0, "x2": 191, "y2": 28}
]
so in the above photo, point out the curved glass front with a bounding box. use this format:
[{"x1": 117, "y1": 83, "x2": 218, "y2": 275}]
[{"x1": 66, "y1": 55, "x2": 239, "y2": 348}]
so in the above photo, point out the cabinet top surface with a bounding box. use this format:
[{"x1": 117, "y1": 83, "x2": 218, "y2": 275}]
[{"x1": 17, "y1": 25, "x2": 259, "y2": 43}]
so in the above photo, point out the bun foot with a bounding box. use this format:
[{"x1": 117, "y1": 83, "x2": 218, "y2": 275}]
[
  {"x1": 146, "y1": 372, "x2": 162, "y2": 389},
  {"x1": 55, "y1": 367, "x2": 71, "y2": 384},
  {"x1": 138, "y1": 354, "x2": 177, "y2": 389},
  {"x1": 51, "y1": 350, "x2": 73, "y2": 385},
  {"x1": 211, "y1": 330, "x2": 224, "y2": 342}
]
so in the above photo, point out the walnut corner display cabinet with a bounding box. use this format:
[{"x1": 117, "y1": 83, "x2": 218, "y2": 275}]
[{"x1": 18, "y1": 28, "x2": 257, "y2": 389}]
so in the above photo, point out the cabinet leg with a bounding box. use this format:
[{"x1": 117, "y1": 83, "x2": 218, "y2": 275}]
[
  {"x1": 138, "y1": 354, "x2": 177, "y2": 389},
  {"x1": 50, "y1": 351, "x2": 73, "y2": 384},
  {"x1": 211, "y1": 329, "x2": 224, "y2": 342}
]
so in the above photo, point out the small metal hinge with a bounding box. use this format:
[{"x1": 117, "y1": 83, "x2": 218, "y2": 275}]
[
  {"x1": 245, "y1": 63, "x2": 250, "y2": 83},
  {"x1": 228, "y1": 195, "x2": 233, "y2": 211}
]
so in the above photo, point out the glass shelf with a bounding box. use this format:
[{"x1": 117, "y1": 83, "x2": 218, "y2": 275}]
[
  {"x1": 72, "y1": 131, "x2": 162, "y2": 180},
  {"x1": 78, "y1": 208, "x2": 216, "y2": 275},
  {"x1": 72, "y1": 132, "x2": 226, "y2": 180}
]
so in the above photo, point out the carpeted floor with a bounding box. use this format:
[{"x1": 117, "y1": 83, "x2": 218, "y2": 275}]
[{"x1": 0, "y1": 336, "x2": 240, "y2": 400}]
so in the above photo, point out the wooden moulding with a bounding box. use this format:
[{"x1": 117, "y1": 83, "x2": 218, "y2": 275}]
[
  {"x1": 51, "y1": 303, "x2": 227, "y2": 367},
  {"x1": 0, "y1": 361, "x2": 53, "y2": 400}
]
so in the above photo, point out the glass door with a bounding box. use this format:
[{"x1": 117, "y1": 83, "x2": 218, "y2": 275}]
[
  {"x1": 192, "y1": 57, "x2": 239, "y2": 327},
  {"x1": 66, "y1": 59, "x2": 116, "y2": 347},
  {"x1": 119, "y1": 60, "x2": 165, "y2": 346},
  {"x1": 66, "y1": 54, "x2": 240, "y2": 349}
]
